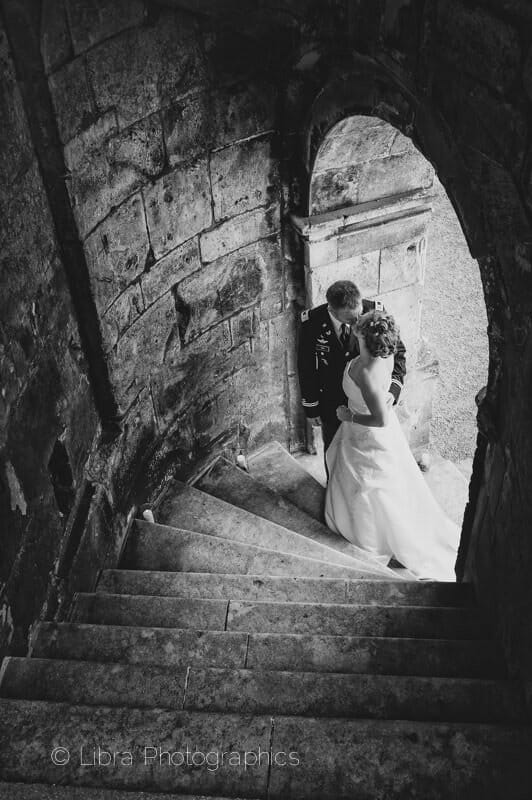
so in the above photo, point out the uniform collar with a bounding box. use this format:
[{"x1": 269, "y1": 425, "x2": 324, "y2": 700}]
[{"x1": 327, "y1": 308, "x2": 350, "y2": 338}]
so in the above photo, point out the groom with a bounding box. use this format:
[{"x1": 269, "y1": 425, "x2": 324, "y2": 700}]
[{"x1": 297, "y1": 280, "x2": 407, "y2": 454}]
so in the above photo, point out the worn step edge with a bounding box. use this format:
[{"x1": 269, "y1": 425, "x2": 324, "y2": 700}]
[
  {"x1": 197, "y1": 456, "x2": 389, "y2": 573},
  {"x1": 247, "y1": 440, "x2": 326, "y2": 522},
  {"x1": 30, "y1": 623, "x2": 506, "y2": 678},
  {"x1": 1, "y1": 657, "x2": 525, "y2": 723},
  {"x1": 154, "y1": 479, "x2": 397, "y2": 578},
  {"x1": 124, "y1": 522, "x2": 400, "y2": 580},
  {"x1": 70, "y1": 592, "x2": 489, "y2": 640},
  {"x1": 0, "y1": 782, "x2": 243, "y2": 799},
  {"x1": 1, "y1": 699, "x2": 531, "y2": 800},
  {"x1": 96, "y1": 570, "x2": 475, "y2": 606}
]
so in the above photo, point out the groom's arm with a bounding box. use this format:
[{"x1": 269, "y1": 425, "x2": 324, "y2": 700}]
[
  {"x1": 367, "y1": 298, "x2": 406, "y2": 404},
  {"x1": 389, "y1": 334, "x2": 406, "y2": 404},
  {"x1": 297, "y1": 311, "x2": 321, "y2": 419}
]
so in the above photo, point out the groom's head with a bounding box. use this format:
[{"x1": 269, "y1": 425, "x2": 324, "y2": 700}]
[{"x1": 326, "y1": 280, "x2": 363, "y2": 325}]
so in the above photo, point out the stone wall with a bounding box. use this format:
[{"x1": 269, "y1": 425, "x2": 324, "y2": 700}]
[
  {"x1": 1, "y1": 0, "x2": 306, "y2": 660},
  {"x1": 3, "y1": 0, "x2": 532, "y2": 684},
  {"x1": 42, "y1": 3, "x2": 300, "y2": 457},
  {"x1": 0, "y1": 17, "x2": 98, "y2": 659}
]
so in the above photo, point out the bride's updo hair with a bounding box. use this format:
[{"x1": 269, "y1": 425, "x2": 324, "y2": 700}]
[{"x1": 356, "y1": 310, "x2": 399, "y2": 358}]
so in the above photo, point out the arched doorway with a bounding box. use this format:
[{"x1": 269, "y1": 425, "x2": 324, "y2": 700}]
[{"x1": 292, "y1": 112, "x2": 488, "y2": 526}]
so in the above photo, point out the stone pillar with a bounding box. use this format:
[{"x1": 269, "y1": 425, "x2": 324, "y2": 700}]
[{"x1": 292, "y1": 188, "x2": 438, "y2": 452}]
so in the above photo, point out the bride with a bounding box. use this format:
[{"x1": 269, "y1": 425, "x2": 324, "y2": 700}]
[{"x1": 324, "y1": 310, "x2": 460, "y2": 581}]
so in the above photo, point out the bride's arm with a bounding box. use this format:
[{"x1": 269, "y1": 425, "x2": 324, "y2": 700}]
[{"x1": 339, "y1": 369, "x2": 389, "y2": 428}]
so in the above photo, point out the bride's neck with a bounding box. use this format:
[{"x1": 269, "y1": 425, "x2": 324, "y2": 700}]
[{"x1": 358, "y1": 339, "x2": 377, "y2": 365}]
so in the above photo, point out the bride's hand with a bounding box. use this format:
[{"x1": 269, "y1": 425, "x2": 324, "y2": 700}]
[{"x1": 336, "y1": 405, "x2": 352, "y2": 422}]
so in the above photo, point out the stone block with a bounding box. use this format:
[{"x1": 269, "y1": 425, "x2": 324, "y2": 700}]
[
  {"x1": 268, "y1": 309, "x2": 297, "y2": 358},
  {"x1": 230, "y1": 308, "x2": 258, "y2": 348},
  {"x1": 357, "y1": 151, "x2": 434, "y2": 204},
  {"x1": 212, "y1": 81, "x2": 277, "y2": 147},
  {"x1": 210, "y1": 136, "x2": 278, "y2": 221},
  {"x1": 176, "y1": 239, "x2": 280, "y2": 343},
  {"x1": 65, "y1": 0, "x2": 145, "y2": 55},
  {"x1": 86, "y1": 12, "x2": 207, "y2": 128},
  {"x1": 162, "y1": 92, "x2": 214, "y2": 167},
  {"x1": 100, "y1": 283, "x2": 144, "y2": 351},
  {"x1": 83, "y1": 193, "x2": 150, "y2": 313},
  {"x1": 0, "y1": 158, "x2": 56, "y2": 294},
  {"x1": 0, "y1": 700, "x2": 272, "y2": 796},
  {"x1": 390, "y1": 130, "x2": 415, "y2": 156},
  {"x1": 304, "y1": 237, "x2": 338, "y2": 270},
  {"x1": 315, "y1": 119, "x2": 397, "y2": 170},
  {"x1": 337, "y1": 211, "x2": 430, "y2": 262},
  {"x1": 379, "y1": 238, "x2": 424, "y2": 294},
  {"x1": 144, "y1": 158, "x2": 212, "y2": 260},
  {"x1": 142, "y1": 237, "x2": 201, "y2": 307},
  {"x1": 309, "y1": 251, "x2": 380, "y2": 305},
  {"x1": 40, "y1": 0, "x2": 72, "y2": 73},
  {"x1": 163, "y1": 80, "x2": 277, "y2": 168},
  {"x1": 0, "y1": 30, "x2": 34, "y2": 187},
  {"x1": 435, "y1": 0, "x2": 521, "y2": 93},
  {"x1": 376, "y1": 283, "x2": 422, "y2": 360},
  {"x1": 65, "y1": 113, "x2": 164, "y2": 238},
  {"x1": 48, "y1": 57, "x2": 94, "y2": 143},
  {"x1": 310, "y1": 165, "x2": 359, "y2": 214},
  {"x1": 200, "y1": 204, "x2": 280, "y2": 263},
  {"x1": 259, "y1": 293, "x2": 284, "y2": 319},
  {"x1": 108, "y1": 113, "x2": 166, "y2": 181},
  {"x1": 111, "y1": 293, "x2": 180, "y2": 409},
  {"x1": 151, "y1": 321, "x2": 253, "y2": 424}
]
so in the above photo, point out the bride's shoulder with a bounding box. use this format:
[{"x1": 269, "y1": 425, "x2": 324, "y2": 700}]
[
  {"x1": 357, "y1": 361, "x2": 383, "y2": 391},
  {"x1": 346, "y1": 356, "x2": 360, "y2": 378}
]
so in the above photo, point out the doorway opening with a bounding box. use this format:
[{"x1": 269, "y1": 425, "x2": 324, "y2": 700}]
[{"x1": 293, "y1": 114, "x2": 488, "y2": 527}]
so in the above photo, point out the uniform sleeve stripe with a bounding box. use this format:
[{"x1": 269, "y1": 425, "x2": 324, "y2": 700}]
[
  {"x1": 391, "y1": 379, "x2": 403, "y2": 387},
  {"x1": 302, "y1": 400, "x2": 319, "y2": 407}
]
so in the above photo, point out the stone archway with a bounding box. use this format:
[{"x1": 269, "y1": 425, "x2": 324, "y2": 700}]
[
  {"x1": 292, "y1": 114, "x2": 438, "y2": 454},
  {"x1": 292, "y1": 109, "x2": 488, "y2": 502},
  {"x1": 285, "y1": 60, "x2": 532, "y2": 677}
]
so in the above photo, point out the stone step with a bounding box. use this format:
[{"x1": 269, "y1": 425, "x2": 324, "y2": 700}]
[
  {"x1": 154, "y1": 480, "x2": 395, "y2": 577},
  {"x1": 1, "y1": 658, "x2": 524, "y2": 723},
  {"x1": 247, "y1": 440, "x2": 326, "y2": 522},
  {"x1": 197, "y1": 457, "x2": 389, "y2": 573},
  {"x1": 0, "y1": 785, "x2": 242, "y2": 800},
  {"x1": 97, "y1": 570, "x2": 475, "y2": 606},
  {"x1": 122, "y1": 521, "x2": 390, "y2": 580},
  {"x1": 1, "y1": 699, "x2": 531, "y2": 799},
  {"x1": 71, "y1": 593, "x2": 488, "y2": 640},
  {"x1": 32, "y1": 622, "x2": 506, "y2": 678}
]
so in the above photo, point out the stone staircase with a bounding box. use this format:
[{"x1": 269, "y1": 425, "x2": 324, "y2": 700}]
[{"x1": 1, "y1": 441, "x2": 531, "y2": 799}]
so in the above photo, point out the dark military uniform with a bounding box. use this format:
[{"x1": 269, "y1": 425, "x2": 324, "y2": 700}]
[{"x1": 297, "y1": 300, "x2": 407, "y2": 453}]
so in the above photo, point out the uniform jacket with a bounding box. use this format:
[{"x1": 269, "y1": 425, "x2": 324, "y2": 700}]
[{"x1": 297, "y1": 300, "x2": 407, "y2": 419}]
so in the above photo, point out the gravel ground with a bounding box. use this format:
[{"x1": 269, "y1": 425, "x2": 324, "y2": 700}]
[{"x1": 421, "y1": 176, "x2": 489, "y2": 461}]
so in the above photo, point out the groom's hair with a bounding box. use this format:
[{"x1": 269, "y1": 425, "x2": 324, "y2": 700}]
[{"x1": 326, "y1": 280, "x2": 362, "y2": 309}]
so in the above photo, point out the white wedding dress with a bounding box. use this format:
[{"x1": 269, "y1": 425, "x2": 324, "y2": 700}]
[{"x1": 325, "y1": 357, "x2": 460, "y2": 580}]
